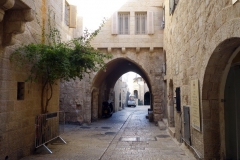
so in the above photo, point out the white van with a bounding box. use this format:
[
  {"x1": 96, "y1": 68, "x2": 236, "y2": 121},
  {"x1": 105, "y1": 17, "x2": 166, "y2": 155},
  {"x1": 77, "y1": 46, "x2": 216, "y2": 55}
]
[{"x1": 127, "y1": 95, "x2": 136, "y2": 107}]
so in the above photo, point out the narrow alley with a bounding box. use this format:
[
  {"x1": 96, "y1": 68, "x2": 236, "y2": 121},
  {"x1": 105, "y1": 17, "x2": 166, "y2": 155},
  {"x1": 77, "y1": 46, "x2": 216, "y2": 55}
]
[{"x1": 21, "y1": 106, "x2": 195, "y2": 160}]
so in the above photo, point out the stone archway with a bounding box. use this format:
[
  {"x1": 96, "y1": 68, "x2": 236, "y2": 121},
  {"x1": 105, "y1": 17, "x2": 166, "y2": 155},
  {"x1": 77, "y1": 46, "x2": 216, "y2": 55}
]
[
  {"x1": 202, "y1": 38, "x2": 240, "y2": 159},
  {"x1": 91, "y1": 57, "x2": 154, "y2": 118},
  {"x1": 60, "y1": 48, "x2": 165, "y2": 124}
]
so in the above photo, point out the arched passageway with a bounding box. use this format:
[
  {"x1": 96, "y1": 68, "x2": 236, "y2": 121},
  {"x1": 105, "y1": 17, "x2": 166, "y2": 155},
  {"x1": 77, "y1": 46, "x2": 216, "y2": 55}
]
[
  {"x1": 91, "y1": 58, "x2": 152, "y2": 118},
  {"x1": 202, "y1": 38, "x2": 240, "y2": 159},
  {"x1": 144, "y1": 92, "x2": 150, "y2": 105}
]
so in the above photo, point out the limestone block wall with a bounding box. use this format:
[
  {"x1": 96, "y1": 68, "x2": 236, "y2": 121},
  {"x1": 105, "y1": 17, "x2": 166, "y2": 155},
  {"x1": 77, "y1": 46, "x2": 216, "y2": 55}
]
[
  {"x1": 60, "y1": 77, "x2": 91, "y2": 124},
  {"x1": 0, "y1": 0, "x2": 78, "y2": 159},
  {"x1": 113, "y1": 78, "x2": 128, "y2": 111},
  {"x1": 163, "y1": 0, "x2": 240, "y2": 159},
  {"x1": 131, "y1": 77, "x2": 148, "y2": 104},
  {"x1": 114, "y1": 79, "x2": 122, "y2": 111}
]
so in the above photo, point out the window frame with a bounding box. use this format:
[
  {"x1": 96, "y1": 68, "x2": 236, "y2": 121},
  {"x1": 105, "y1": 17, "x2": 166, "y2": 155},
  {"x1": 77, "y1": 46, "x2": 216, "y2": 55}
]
[
  {"x1": 135, "y1": 12, "x2": 147, "y2": 35},
  {"x1": 118, "y1": 12, "x2": 130, "y2": 35},
  {"x1": 65, "y1": 1, "x2": 70, "y2": 26}
]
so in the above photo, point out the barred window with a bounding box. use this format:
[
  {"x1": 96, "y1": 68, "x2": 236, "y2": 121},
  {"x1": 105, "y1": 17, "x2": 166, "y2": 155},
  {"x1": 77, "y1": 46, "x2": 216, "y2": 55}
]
[
  {"x1": 135, "y1": 13, "x2": 147, "y2": 34},
  {"x1": 65, "y1": 1, "x2": 70, "y2": 26},
  {"x1": 118, "y1": 13, "x2": 130, "y2": 35}
]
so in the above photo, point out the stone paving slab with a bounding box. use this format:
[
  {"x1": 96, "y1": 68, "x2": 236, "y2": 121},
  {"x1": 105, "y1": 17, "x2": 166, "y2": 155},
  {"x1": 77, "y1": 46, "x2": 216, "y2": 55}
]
[{"x1": 21, "y1": 106, "x2": 196, "y2": 160}]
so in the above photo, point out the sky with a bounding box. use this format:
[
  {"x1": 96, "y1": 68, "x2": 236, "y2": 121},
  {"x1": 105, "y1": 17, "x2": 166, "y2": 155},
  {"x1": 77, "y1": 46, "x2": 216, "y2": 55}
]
[
  {"x1": 68, "y1": 0, "x2": 129, "y2": 31},
  {"x1": 122, "y1": 72, "x2": 140, "y2": 86}
]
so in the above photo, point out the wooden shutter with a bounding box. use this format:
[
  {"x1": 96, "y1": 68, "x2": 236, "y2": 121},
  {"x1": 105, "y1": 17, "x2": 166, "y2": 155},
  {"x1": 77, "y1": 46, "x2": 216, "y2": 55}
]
[
  {"x1": 147, "y1": 11, "x2": 154, "y2": 35},
  {"x1": 175, "y1": 87, "x2": 181, "y2": 112},
  {"x1": 69, "y1": 5, "x2": 77, "y2": 28},
  {"x1": 112, "y1": 12, "x2": 118, "y2": 34}
]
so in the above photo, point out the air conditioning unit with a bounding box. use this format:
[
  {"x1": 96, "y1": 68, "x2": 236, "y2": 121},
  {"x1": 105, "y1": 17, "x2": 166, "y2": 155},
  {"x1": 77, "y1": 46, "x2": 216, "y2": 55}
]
[{"x1": 161, "y1": 20, "x2": 165, "y2": 29}]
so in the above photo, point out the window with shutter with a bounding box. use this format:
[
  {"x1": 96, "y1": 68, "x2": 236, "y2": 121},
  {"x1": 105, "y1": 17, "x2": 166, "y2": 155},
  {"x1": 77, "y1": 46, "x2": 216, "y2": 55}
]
[
  {"x1": 69, "y1": 5, "x2": 77, "y2": 28},
  {"x1": 65, "y1": 1, "x2": 77, "y2": 28},
  {"x1": 135, "y1": 13, "x2": 147, "y2": 34},
  {"x1": 118, "y1": 13, "x2": 130, "y2": 35}
]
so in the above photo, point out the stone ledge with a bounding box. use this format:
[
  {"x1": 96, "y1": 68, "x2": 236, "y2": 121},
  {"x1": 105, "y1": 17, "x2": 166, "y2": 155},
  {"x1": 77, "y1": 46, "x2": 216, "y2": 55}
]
[
  {"x1": 168, "y1": 127, "x2": 176, "y2": 138},
  {"x1": 3, "y1": 9, "x2": 34, "y2": 46},
  {"x1": 163, "y1": 118, "x2": 168, "y2": 126},
  {"x1": 95, "y1": 47, "x2": 163, "y2": 53},
  {"x1": 157, "y1": 120, "x2": 166, "y2": 130}
]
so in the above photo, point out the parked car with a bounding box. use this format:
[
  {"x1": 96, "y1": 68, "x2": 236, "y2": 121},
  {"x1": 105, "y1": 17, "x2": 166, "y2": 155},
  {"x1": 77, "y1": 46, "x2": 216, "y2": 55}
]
[{"x1": 127, "y1": 95, "x2": 136, "y2": 107}]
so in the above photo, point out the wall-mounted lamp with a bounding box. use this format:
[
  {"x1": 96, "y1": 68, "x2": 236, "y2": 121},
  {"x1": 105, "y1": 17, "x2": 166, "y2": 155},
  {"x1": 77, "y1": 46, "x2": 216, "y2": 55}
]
[{"x1": 173, "y1": 96, "x2": 176, "y2": 104}]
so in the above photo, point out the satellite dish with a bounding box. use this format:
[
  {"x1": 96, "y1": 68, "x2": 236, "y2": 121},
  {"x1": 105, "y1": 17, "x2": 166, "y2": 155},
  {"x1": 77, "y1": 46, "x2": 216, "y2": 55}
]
[{"x1": 169, "y1": 0, "x2": 175, "y2": 15}]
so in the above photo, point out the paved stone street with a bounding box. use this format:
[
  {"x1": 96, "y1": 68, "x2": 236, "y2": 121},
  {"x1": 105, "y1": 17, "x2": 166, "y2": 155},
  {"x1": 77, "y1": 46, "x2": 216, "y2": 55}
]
[{"x1": 21, "y1": 106, "x2": 196, "y2": 160}]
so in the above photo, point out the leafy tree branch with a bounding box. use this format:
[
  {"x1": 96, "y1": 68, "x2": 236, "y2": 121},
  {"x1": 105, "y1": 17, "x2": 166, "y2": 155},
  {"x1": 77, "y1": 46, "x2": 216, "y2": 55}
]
[{"x1": 10, "y1": 21, "x2": 111, "y2": 113}]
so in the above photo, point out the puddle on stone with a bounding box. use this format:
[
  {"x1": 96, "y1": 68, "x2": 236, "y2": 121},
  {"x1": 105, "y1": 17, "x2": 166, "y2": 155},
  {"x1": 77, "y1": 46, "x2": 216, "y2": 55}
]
[
  {"x1": 92, "y1": 134, "x2": 104, "y2": 137},
  {"x1": 105, "y1": 132, "x2": 116, "y2": 135},
  {"x1": 101, "y1": 127, "x2": 111, "y2": 129},
  {"x1": 156, "y1": 135, "x2": 170, "y2": 138},
  {"x1": 139, "y1": 137, "x2": 157, "y2": 141},
  {"x1": 80, "y1": 126, "x2": 91, "y2": 129},
  {"x1": 120, "y1": 137, "x2": 157, "y2": 142},
  {"x1": 119, "y1": 137, "x2": 139, "y2": 142}
]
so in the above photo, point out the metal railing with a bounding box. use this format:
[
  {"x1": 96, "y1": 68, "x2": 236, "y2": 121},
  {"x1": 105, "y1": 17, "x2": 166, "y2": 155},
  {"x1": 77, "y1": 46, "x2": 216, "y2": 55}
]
[{"x1": 35, "y1": 111, "x2": 66, "y2": 153}]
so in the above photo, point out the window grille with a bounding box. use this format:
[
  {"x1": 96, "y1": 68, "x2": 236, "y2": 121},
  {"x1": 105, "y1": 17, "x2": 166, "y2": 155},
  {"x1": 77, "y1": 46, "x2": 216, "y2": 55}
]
[
  {"x1": 65, "y1": 1, "x2": 69, "y2": 26},
  {"x1": 118, "y1": 13, "x2": 130, "y2": 35},
  {"x1": 135, "y1": 13, "x2": 147, "y2": 34}
]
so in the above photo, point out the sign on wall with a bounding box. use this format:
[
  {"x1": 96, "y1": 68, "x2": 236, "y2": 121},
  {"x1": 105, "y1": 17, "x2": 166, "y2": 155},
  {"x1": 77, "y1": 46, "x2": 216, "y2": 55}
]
[{"x1": 191, "y1": 79, "x2": 201, "y2": 131}]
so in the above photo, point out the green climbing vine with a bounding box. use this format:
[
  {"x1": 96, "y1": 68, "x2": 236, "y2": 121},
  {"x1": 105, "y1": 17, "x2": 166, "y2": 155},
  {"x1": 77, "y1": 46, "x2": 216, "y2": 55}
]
[{"x1": 10, "y1": 13, "x2": 111, "y2": 113}]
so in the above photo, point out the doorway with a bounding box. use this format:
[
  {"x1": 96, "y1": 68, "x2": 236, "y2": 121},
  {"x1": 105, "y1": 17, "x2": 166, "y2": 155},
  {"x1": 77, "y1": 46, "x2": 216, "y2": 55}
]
[
  {"x1": 144, "y1": 92, "x2": 150, "y2": 105},
  {"x1": 168, "y1": 79, "x2": 174, "y2": 127},
  {"x1": 224, "y1": 64, "x2": 240, "y2": 159}
]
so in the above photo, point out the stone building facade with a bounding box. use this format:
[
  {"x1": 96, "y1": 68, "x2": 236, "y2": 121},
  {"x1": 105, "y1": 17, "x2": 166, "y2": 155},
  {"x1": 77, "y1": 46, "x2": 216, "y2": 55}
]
[
  {"x1": 163, "y1": 0, "x2": 240, "y2": 159},
  {"x1": 61, "y1": 0, "x2": 165, "y2": 123},
  {"x1": 0, "y1": 0, "x2": 79, "y2": 159},
  {"x1": 113, "y1": 77, "x2": 128, "y2": 111},
  {"x1": 130, "y1": 76, "x2": 149, "y2": 105}
]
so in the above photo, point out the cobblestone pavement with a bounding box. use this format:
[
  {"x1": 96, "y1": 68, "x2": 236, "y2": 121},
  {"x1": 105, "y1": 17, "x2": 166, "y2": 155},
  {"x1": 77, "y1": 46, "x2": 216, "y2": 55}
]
[{"x1": 21, "y1": 106, "x2": 196, "y2": 160}]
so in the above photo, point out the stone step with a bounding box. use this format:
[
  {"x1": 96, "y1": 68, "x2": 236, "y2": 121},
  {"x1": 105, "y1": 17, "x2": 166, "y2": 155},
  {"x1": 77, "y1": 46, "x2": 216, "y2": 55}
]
[
  {"x1": 158, "y1": 120, "x2": 166, "y2": 130},
  {"x1": 168, "y1": 127, "x2": 176, "y2": 138},
  {"x1": 163, "y1": 118, "x2": 168, "y2": 126}
]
